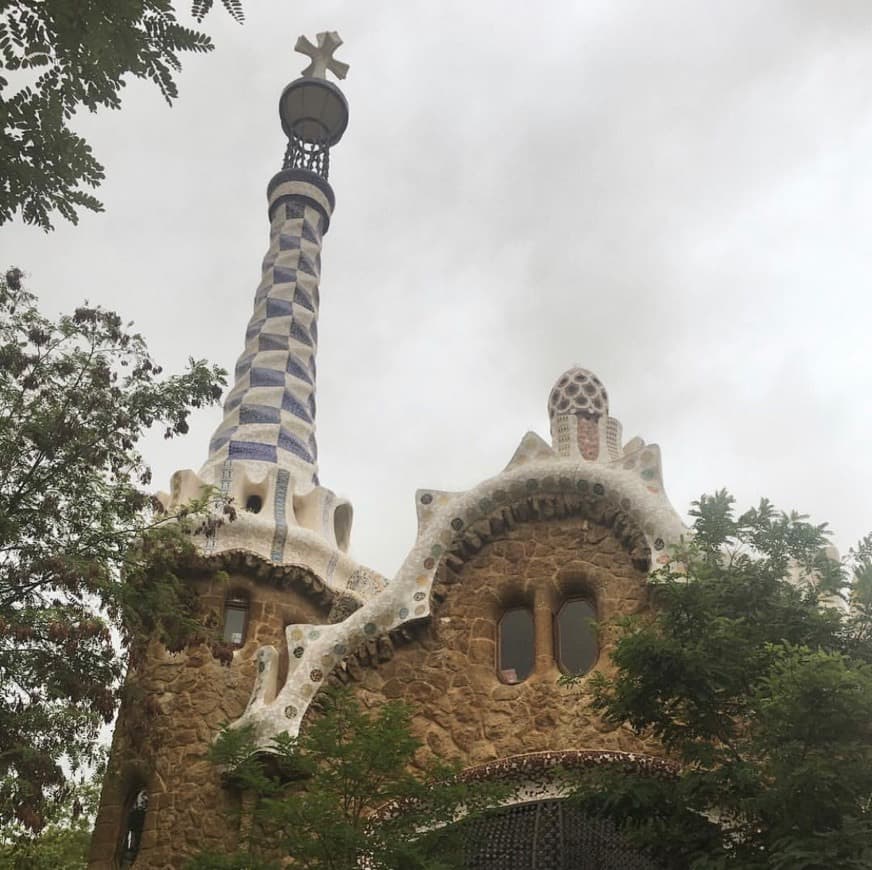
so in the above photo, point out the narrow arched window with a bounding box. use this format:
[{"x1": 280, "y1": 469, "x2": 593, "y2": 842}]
[
  {"x1": 223, "y1": 592, "x2": 249, "y2": 645},
  {"x1": 119, "y1": 788, "x2": 148, "y2": 868},
  {"x1": 555, "y1": 598, "x2": 598, "y2": 675},
  {"x1": 498, "y1": 608, "x2": 534, "y2": 684}
]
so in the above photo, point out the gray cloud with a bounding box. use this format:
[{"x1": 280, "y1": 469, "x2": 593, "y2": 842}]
[{"x1": 4, "y1": 1, "x2": 871, "y2": 576}]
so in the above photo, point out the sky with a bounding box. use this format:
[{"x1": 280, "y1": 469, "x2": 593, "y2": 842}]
[{"x1": 3, "y1": 1, "x2": 872, "y2": 579}]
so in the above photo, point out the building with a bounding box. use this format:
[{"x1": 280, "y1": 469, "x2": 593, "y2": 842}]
[{"x1": 87, "y1": 33, "x2": 687, "y2": 869}]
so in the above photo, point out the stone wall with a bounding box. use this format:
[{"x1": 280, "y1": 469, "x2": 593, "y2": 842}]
[
  {"x1": 87, "y1": 566, "x2": 330, "y2": 870},
  {"x1": 345, "y1": 516, "x2": 662, "y2": 770},
  {"x1": 89, "y1": 516, "x2": 662, "y2": 868}
]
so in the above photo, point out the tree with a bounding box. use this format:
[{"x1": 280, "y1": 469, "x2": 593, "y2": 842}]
[
  {"x1": 0, "y1": 0, "x2": 243, "y2": 230},
  {"x1": 0, "y1": 749, "x2": 106, "y2": 869},
  {"x1": 189, "y1": 688, "x2": 507, "y2": 870},
  {"x1": 568, "y1": 491, "x2": 872, "y2": 869},
  {"x1": 0, "y1": 267, "x2": 230, "y2": 834}
]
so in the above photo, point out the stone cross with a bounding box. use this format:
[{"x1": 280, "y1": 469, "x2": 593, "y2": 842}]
[{"x1": 294, "y1": 31, "x2": 349, "y2": 81}]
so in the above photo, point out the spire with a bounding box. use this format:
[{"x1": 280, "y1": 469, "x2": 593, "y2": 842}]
[{"x1": 196, "y1": 33, "x2": 353, "y2": 555}]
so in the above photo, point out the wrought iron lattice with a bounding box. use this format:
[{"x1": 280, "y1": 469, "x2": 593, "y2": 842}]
[
  {"x1": 283, "y1": 134, "x2": 331, "y2": 179},
  {"x1": 461, "y1": 799, "x2": 661, "y2": 870}
]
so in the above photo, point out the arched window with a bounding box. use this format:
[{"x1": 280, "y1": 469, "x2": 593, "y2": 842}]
[
  {"x1": 498, "y1": 608, "x2": 534, "y2": 684},
  {"x1": 118, "y1": 787, "x2": 148, "y2": 868},
  {"x1": 555, "y1": 598, "x2": 598, "y2": 675},
  {"x1": 223, "y1": 592, "x2": 249, "y2": 646}
]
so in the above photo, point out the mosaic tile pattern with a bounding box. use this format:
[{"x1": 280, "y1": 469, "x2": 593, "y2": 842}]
[
  {"x1": 548, "y1": 368, "x2": 624, "y2": 463},
  {"x1": 270, "y1": 468, "x2": 291, "y2": 561},
  {"x1": 205, "y1": 459, "x2": 234, "y2": 554},
  {"x1": 207, "y1": 172, "x2": 335, "y2": 484},
  {"x1": 548, "y1": 367, "x2": 608, "y2": 419}
]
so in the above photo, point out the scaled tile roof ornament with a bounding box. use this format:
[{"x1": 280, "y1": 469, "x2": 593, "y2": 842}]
[{"x1": 549, "y1": 367, "x2": 617, "y2": 462}]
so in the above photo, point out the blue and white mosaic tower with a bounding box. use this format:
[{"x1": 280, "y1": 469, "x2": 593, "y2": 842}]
[
  {"x1": 205, "y1": 170, "x2": 334, "y2": 483},
  {"x1": 169, "y1": 33, "x2": 373, "y2": 584}
]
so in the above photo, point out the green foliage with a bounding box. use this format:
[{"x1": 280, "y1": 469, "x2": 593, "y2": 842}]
[
  {"x1": 191, "y1": 688, "x2": 507, "y2": 870},
  {"x1": 0, "y1": 750, "x2": 105, "y2": 869},
  {"x1": 0, "y1": 268, "x2": 227, "y2": 833},
  {"x1": 568, "y1": 491, "x2": 872, "y2": 868},
  {"x1": 0, "y1": 0, "x2": 243, "y2": 230},
  {"x1": 848, "y1": 533, "x2": 872, "y2": 649}
]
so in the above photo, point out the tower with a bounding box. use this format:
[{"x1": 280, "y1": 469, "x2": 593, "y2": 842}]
[
  {"x1": 194, "y1": 29, "x2": 356, "y2": 566},
  {"x1": 87, "y1": 33, "x2": 386, "y2": 870}
]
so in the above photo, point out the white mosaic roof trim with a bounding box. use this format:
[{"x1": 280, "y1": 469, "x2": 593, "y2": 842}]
[
  {"x1": 230, "y1": 414, "x2": 687, "y2": 746},
  {"x1": 155, "y1": 465, "x2": 386, "y2": 603},
  {"x1": 375, "y1": 749, "x2": 677, "y2": 821}
]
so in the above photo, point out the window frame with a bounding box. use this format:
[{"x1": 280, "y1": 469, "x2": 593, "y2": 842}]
[
  {"x1": 223, "y1": 592, "x2": 250, "y2": 647},
  {"x1": 496, "y1": 606, "x2": 535, "y2": 685},
  {"x1": 553, "y1": 596, "x2": 598, "y2": 677},
  {"x1": 117, "y1": 785, "x2": 148, "y2": 868}
]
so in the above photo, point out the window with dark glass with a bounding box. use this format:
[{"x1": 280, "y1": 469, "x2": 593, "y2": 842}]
[
  {"x1": 555, "y1": 598, "x2": 598, "y2": 675},
  {"x1": 498, "y1": 608, "x2": 534, "y2": 684},
  {"x1": 119, "y1": 788, "x2": 148, "y2": 868},
  {"x1": 223, "y1": 593, "x2": 249, "y2": 645}
]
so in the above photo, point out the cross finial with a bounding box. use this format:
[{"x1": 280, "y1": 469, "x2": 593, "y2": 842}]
[{"x1": 294, "y1": 31, "x2": 349, "y2": 81}]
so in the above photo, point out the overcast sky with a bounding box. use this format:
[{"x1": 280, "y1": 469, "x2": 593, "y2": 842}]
[{"x1": 4, "y1": 1, "x2": 871, "y2": 578}]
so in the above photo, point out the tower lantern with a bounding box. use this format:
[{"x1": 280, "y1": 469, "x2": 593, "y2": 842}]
[{"x1": 279, "y1": 31, "x2": 349, "y2": 178}]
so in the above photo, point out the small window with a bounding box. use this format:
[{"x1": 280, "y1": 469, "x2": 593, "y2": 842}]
[
  {"x1": 223, "y1": 593, "x2": 249, "y2": 646},
  {"x1": 245, "y1": 494, "x2": 263, "y2": 513},
  {"x1": 555, "y1": 598, "x2": 598, "y2": 675},
  {"x1": 119, "y1": 788, "x2": 148, "y2": 868},
  {"x1": 498, "y1": 608, "x2": 534, "y2": 684}
]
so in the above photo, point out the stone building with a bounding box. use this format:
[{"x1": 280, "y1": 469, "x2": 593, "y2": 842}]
[{"x1": 87, "y1": 33, "x2": 686, "y2": 870}]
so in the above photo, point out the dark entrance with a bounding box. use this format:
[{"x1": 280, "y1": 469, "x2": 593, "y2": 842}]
[{"x1": 462, "y1": 798, "x2": 659, "y2": 870}]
